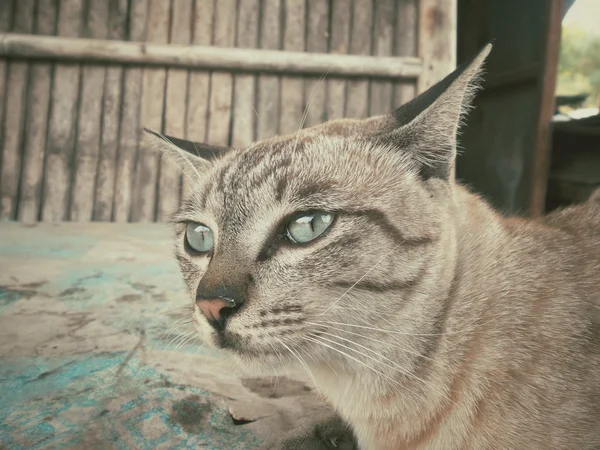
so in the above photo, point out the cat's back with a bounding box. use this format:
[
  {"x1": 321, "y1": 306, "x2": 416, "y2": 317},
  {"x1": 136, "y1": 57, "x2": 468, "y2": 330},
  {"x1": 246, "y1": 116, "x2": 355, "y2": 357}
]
[{"x1": 542, "y1": 188, "x2": 600, "y2": 256}]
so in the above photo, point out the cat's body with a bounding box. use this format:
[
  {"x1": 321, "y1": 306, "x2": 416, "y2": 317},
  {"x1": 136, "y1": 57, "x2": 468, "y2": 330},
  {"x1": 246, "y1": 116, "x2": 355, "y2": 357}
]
[
  {"x1": 308, "y1": 185, "x2": 600, "y2": 450},
  {"x1": 148, "y1": 44, "x2": 600, "y2": 449}
]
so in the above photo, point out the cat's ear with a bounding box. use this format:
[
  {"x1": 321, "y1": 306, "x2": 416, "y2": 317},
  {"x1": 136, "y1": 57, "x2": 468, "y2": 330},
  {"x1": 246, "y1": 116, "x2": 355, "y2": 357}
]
[
  {"x1": 143, "y1": 128, "x2": 229, "y2": 178},
  {"x1": 385, "y1": 44, "x2": 492, "y2": 180}
]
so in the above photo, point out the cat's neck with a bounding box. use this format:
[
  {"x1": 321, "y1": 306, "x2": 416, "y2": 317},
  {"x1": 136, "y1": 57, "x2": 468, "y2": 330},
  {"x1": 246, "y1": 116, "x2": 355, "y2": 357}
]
[{"x1": 313, "y1": 185, "x2": 535, "y2": 448}]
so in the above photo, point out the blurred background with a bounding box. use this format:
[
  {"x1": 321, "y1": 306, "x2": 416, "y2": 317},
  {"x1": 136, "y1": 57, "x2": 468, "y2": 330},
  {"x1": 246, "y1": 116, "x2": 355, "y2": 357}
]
[{"x1": 0, "y1": 0, "x2": 598, "y2": 222}]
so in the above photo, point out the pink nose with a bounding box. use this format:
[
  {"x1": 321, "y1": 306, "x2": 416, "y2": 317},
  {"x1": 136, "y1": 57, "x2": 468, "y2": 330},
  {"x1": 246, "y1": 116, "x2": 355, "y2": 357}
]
[{"x1": 196, "y1": 298, "x2": 235, "y2": 330}]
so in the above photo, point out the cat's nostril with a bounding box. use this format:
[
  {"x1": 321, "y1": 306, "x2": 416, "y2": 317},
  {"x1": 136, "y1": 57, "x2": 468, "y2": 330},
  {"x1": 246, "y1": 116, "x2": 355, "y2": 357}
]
[{"x1": 196, "y1": 297, "x2": 236, "y2": 330}]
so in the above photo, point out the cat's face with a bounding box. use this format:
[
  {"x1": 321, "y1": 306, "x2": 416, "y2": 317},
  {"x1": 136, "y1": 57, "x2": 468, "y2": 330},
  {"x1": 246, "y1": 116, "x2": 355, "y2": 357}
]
[
  {"x1": 171, "y1": 129, "x2": 447, "y2": 368},
  {"x1": 152, "y1": 45, "x2": 491, "y2": 371}
]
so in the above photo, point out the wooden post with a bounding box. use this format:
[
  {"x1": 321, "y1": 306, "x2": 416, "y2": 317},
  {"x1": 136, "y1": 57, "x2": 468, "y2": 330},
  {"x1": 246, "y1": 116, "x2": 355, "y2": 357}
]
[{"x1": 529, "y1": 0, "x2": 564, "y2": 217}]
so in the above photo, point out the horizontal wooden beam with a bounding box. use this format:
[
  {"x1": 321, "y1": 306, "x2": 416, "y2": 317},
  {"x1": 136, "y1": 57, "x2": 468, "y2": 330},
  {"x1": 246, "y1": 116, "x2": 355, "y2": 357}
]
[{"x1": 0, "y1": 33, "x2": 423, "y2": 79}]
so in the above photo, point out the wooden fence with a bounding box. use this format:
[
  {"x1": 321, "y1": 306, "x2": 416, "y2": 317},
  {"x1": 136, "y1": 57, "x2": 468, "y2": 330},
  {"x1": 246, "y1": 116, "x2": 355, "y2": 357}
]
[{"x1": 0, "y1": 0, "x2": 454, "y2": 223}]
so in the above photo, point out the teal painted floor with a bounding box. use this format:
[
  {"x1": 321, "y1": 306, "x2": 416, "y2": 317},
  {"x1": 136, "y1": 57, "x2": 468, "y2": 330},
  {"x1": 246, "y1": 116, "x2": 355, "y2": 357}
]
[{"x1": 0, "y1": 223, "x2": 322, "y2": 449}]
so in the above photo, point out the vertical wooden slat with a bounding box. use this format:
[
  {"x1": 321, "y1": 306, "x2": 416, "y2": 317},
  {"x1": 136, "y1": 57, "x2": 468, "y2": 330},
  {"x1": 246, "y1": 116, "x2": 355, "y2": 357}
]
[
  {"x1": 157, "y1": 0, "x2": 193, "y2": 221},
  {"x1": 231, "y1": 0, "x2": 259, "y2": 146},
  {"x1": 0, "y1": 0, "x2": 35, "y2": 220},
  {"x1": 70, "y1": 1, "x2": 110, "y2": 221},
  {"x1": 345, "y1": 0, "x2": 372, "y2": 119},
  {"x1": 93, "y1": 0, "x2": 128, "y2": 221},
  {"x1": 418, "y1": 0, "x2": 457, "y2": 93},
  {"x1": 113, "y1": 0, "x2": 148, "y2": 222},
  {"x1": 327, "y1": 0, "x2": 351, "y2": 120},
  {"x1": 18, "y1": 0, "x2": 58, "y2": 222},
  {"x1": 279, "y1": 0, "x2": 306, "y2": 135},
  {"x1": 530, "y1": 0, "x2": 563, "y2": 216},
  {"x1": 0, "y1": 1, "x2": 14, "y2": 214},
  {"x1": 207, "y1": 0, "x2": 237, "y2": 146},
  {"x1": 256, "y1": 0, "x2": 282, "y2": 139},
  {"x1": 393, "y1": 0, "x2": 418, "y2": 108},
  {"x1": 369, "y1": 0, "x2": 395, "y2": 116},
  {"x1": 41, "y1": 0, "x2": 84, "y2": 221},
  {"x1": 304, "y1": 0, "x2": 329, "y2": 128},
  {"x1": 130, "y1": 0, "x2": 169, "y2": 222},
  {"x1": 182, "y1": 0, "x2": 214, "y2": 200}
]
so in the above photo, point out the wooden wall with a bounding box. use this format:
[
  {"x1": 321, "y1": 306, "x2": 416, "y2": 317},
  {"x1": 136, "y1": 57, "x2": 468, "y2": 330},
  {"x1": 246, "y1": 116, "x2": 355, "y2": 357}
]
[{"x1": 0, "y1": 0, "x2": 454, "y2": 222}]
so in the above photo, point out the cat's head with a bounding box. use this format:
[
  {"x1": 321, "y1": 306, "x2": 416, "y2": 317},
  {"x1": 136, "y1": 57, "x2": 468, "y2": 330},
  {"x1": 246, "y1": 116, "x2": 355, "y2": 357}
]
[{"x1": 148, "y1": 45, "x2": 491, "y2": 371}]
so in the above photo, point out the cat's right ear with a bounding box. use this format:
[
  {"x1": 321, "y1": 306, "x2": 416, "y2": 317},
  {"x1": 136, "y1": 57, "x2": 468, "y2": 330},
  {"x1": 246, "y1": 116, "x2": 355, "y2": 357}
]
[{"x1": 143, "y1": 128, "x2": 229, "y2": 178}]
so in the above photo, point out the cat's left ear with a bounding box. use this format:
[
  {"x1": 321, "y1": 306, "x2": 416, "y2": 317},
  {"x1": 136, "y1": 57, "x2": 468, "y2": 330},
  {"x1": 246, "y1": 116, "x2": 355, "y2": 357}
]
[
  {"x1": 143, "y1": 128, "x2": 229, "y2": 178},
  {"x1": 383, "y1": 44, "x2": 492, "y2": 180}
]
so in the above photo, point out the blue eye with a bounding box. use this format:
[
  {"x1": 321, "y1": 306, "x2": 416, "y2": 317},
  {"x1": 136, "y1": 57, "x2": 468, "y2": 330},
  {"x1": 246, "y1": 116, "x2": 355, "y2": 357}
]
[
  {"x1": 186, "y1": 222, "x2": 214, "y2": 253},
  {"x1": 286, "y1": 213, "x2": 335, "y2": 244}
]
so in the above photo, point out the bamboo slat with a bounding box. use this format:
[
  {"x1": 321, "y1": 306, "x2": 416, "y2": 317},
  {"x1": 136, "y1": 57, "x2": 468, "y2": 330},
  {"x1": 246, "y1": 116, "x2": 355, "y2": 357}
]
[
  {"x1": 279, "y1": 0, "x2": 306, "y2": 135},
  {"x1": 231, "y1": 0, "x2": 259, "y2": 146},
  {"x1": 70, "y1": 1, "x2": 110, "y2": 221},
  {"x1": 0, "y1": 0, "x2": 35, "y2": 220},
  {"x1": 158, "y1": 0, "x2": 193, "y2": 220},
  {"x1": 0, "y1": 32, "x2": 424, "y2": 78},
  {"x1": 303, "y1": 0, "x2": 330, "y2": 128},
  {"x1": 182, "y1": 0, "x2": 214, "y2": 200},
  {"x1": 41, "y1": 0, "x2": 84, "y2": 221},
  {"x1": 93, "y1": 0, "x2": 129, "y2": 221},
  {"x1": 131, "y1": 0, "x2": 170, "y2": 222},
  {"x1": 394, "y1": 0, "x2": 418, "y2": 108},
  {"x1": 345, "y1": 0, "x2": 373, "y2": 119},
  {"x1": 327, "y1": 0, "x2": 351, "y2": 121},
  {"x1": 256, "y1": 0, "x2": 282, "y2": 139},
  {"x1": 206, "y1": 0, "x2": 237, "y2": 147},
  {"x1": 17, "y1": 0, "x2": 57, "y2": 222},
  {"x1": 113, "y1": 0, "x2": 148, "y2": 222}
]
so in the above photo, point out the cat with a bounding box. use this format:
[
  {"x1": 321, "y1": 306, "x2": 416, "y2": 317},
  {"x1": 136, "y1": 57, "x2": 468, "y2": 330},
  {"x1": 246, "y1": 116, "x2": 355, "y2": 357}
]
[{"x1": 146, "y1": 44, "x2": 600, "y2": 449}]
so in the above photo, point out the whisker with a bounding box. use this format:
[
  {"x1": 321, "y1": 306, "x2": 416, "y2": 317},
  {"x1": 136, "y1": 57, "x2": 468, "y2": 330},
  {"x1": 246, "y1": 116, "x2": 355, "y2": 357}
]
[
  {"x1": 309, "y1": 315, "x2": 503, "y2": 337},
  {"x1": 178, "y1": 339, "x2": 205, "y2": 385},
  {"x1": 304, "y1": 335, "x2": 411, "y2": 394},
  {"x1": 308, "y1": 332, "x2": 451, "y2": 404},
  {"x1": 315, "y1": 324, "x2": 437, "y2": 363},
  {"x1": 277, "y1": 338, "x2": 319, "y2": 390},
  {"x1": 320, "y1": 243, "x2": 401, "y2": 314}
]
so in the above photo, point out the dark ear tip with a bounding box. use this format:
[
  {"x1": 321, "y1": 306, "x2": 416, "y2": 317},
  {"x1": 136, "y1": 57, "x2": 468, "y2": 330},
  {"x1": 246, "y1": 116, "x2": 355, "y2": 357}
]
[{"x1": 142, "y1": 127, "x2": 162, "y2": 140}]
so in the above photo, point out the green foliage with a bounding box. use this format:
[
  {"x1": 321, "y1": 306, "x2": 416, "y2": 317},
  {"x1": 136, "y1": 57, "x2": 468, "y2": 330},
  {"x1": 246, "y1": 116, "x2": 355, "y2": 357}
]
[{"x1": 557, "y1": 26, "x2": 600, "y2": 107}]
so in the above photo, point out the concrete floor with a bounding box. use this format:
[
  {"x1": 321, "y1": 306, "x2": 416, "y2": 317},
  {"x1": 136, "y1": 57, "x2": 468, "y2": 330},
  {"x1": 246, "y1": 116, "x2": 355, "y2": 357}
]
[{"x1": 0, "y1": 222, "x2": 325, "y2": 449}]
